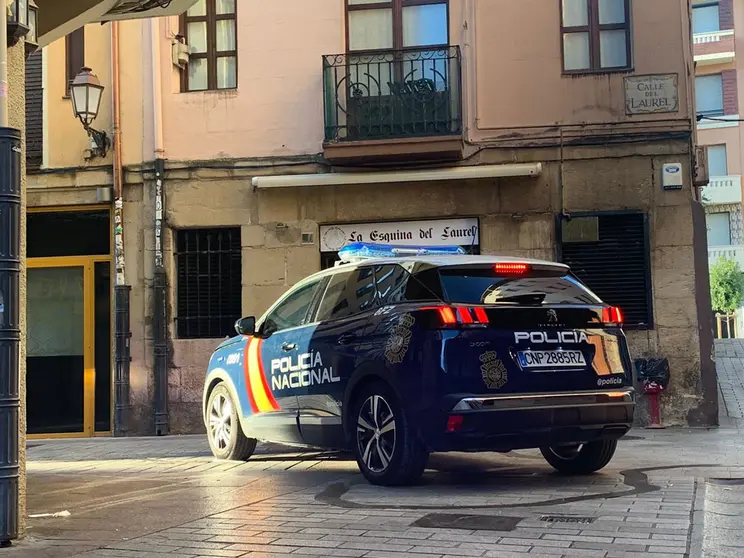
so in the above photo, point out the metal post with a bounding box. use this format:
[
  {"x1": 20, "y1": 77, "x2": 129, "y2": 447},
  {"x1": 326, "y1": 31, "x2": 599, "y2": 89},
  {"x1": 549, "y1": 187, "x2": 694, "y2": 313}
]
[
  {"x1": 113, "y1": 285, "x2": 131, "y2": 436},
  {"x1": 0, "y1": 128, "x2": 22, "y2": 545},
  {"x1": 153, "y1": 158, "x2": 168, "y2": 436}
]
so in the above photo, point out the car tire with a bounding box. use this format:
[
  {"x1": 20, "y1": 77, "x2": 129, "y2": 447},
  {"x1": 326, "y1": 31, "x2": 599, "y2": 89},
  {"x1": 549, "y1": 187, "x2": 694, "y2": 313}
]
[
  {"x1": 351, "y1": 380, "x2": 428, "y2": 486},
  {"x1": 540, "y1": 439, "x2": 618, "y2": 475},
  {"x1": 206, "y1": 383, "x2": 257, "y2": 461}
]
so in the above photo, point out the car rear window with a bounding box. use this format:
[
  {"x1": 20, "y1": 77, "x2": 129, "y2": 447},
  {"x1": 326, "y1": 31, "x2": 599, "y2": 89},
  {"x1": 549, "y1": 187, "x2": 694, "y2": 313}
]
[{"x1": 438, "y1": 267, "x2": 601, "y2": 306}]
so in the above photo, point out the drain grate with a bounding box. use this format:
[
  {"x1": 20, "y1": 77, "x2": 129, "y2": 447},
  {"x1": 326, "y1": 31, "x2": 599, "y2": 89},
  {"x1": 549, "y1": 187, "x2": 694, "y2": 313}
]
[
  {"x1": 540, "y1": 515, "x2": 596, "y2": 524},
  {"x1": 412, "y1": 513, "x2": 524, "y2": 531},
  {"x1": 708, "y1": 478, "x2": 744, "y2": 486}
]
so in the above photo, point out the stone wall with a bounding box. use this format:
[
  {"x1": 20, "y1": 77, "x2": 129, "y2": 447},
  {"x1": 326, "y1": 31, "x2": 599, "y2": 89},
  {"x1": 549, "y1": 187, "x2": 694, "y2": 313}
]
[{"x1": 123, "y1": 138, "x2": 716, "y2": 435}]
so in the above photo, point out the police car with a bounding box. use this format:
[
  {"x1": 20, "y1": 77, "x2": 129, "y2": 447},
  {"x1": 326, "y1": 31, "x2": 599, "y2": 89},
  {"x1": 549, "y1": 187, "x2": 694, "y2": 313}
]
[{"x1": 202, "y1": 242, "x2": 635, "y2": 486}]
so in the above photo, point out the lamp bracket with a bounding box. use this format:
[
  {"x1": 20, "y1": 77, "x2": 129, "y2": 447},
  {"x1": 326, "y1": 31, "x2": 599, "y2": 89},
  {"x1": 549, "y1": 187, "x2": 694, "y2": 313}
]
[{"x1": 85, "y1": 126, "x2": 111, "y2": 158}]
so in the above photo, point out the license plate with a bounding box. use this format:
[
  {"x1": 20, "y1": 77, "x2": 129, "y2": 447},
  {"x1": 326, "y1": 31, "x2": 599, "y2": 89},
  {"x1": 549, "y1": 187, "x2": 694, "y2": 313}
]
[{"x1": 517, "y1": 350, "x2": 586, "y2": 368}]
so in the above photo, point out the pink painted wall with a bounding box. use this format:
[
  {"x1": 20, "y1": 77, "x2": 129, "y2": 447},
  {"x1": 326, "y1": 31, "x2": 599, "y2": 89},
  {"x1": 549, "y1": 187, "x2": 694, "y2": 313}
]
[{"x1": 159, "y1": 0, "x2": 694, "y2": 162}]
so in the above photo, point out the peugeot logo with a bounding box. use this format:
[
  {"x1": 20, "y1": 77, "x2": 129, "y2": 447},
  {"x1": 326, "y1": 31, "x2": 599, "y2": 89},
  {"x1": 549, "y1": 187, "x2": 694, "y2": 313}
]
[{"x1": 547, "y1": 309, "x2": 558, "y2": 323}]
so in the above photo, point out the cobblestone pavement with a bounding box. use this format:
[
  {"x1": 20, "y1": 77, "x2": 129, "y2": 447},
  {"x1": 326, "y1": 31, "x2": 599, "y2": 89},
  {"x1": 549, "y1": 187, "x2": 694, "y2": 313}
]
[
  {"x1": 715, "y1": 339, "x2": 744, "y2": 421},
  {"x1": 6, "y1": 341, "x2": 744, "y2": 558}
]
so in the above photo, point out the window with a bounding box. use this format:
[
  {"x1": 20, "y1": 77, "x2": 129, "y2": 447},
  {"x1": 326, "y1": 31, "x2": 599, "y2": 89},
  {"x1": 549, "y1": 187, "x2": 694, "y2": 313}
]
[
  {"x1": 25, "y1": 50, "x2": 43, "y2": 171},
  {"x1": 315, "y1": 267, "x2": 377, "y2": 322},
  {"x1": 264, "y1": 279, "x2": 324, "y2": 332},
  {"x1": 175, "y1": 228, "x2": 242, "y2": 339},
  {"x1": 692, "y1": 2, "x2": 720, "y2": 34},
  {"x1": 559, "y1": 213, "x2": 652, "y2": 328},
  {"x1": 695, "y1": 74, "x2": 724, "y2": 117},
  {"x1": 346, "y1": 0, "x2": 448, "y2": 52},
  {"x1": 561, "y1": 0, "x2": 631, "y2": 73},
  {"x1": 65, "y1": 27, "x2": 85, "y2": 96},
  {"x1": 707, "y1": 144, "x2": 728, "y2": 176},
  {"x1": 180, "y1": 0, "x2": 237, "y2": 92},
  {"x1": 707, "y1": 212, "x2": 732, "y2": 246}
]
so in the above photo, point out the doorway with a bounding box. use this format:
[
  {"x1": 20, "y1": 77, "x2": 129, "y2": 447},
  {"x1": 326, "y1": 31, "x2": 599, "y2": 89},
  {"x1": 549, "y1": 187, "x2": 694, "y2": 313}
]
[{"x1": 26, "y1": 207, "x2": 112, "y2": 438}]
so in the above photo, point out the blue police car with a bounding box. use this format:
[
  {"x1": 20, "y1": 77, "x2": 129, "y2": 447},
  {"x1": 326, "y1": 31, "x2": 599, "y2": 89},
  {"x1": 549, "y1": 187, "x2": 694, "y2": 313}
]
[{"x1": 202, "y1": 242, "x2": 635, "y2": 486}]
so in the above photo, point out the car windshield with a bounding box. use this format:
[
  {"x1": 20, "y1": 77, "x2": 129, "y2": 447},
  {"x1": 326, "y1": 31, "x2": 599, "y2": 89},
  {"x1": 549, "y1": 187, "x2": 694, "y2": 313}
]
[{"x1": 438, "y1": 268, "x2": 601, "y2": 306}]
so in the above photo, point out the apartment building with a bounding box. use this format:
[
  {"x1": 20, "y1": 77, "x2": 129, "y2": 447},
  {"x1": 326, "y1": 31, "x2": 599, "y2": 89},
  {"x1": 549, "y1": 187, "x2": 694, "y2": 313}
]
[
  {"x1": 693, "y1": 1, "x2": 744, "y2": 276},
  {"x1": 24, "y1": 0, "x2": 716, "y2": 438}
]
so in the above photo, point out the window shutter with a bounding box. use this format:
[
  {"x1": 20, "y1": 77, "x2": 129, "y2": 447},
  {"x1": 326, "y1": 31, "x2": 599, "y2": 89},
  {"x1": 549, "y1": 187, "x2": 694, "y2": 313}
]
[
  {"x1": 722, "y1": 70, "x2": 739, "y2": 115},
  {"x1": 560, "y1": 213, "x2": 652, "y2": 328},
  {"x1": 65, "y1": 27, "x2": 85, "y2": 95},
  {"x1": 25, "y1": 51, "x2": 43, "y2": 171}
]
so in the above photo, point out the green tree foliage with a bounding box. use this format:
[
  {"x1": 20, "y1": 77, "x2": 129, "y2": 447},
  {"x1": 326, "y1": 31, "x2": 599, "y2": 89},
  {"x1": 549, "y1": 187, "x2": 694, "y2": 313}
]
[{"x1": 710, "y1": 257, "x2": 744, "y2": 313}]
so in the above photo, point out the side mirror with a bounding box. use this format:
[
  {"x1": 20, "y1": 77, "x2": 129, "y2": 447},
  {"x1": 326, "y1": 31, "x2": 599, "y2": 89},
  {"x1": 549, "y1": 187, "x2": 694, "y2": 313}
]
[{"x1": 235, "y1": 316, "x2": 256, "y2": 336}]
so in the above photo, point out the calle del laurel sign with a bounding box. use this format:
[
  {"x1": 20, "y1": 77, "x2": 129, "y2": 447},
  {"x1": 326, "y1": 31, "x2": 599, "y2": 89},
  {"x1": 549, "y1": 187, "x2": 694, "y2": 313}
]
[
  {"x1": 624, "y1": 74, "x2": 679, "y2": 115},
  {"x1": 320, "y1": 218, "x2": 479, "y2": 253}
]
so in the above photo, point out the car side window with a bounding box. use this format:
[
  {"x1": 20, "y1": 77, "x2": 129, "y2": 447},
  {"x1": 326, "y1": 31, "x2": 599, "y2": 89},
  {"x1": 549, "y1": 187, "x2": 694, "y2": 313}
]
[
  {"x1": 263, "y1": 279, "x2": 323, "y2": 333},
  {"x1": 316, "y1": 266, "x2": 377, "y2": 322},
  {"x1": 373, "y1": 264, "x2": 409, "y2": 304}
]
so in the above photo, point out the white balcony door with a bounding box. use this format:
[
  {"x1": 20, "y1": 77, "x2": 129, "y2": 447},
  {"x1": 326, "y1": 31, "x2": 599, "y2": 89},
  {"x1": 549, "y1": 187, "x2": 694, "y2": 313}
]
[
  {"x1": 692, "y1": 3, "x2": 720, "y2": 34},
  {"x1": 707, "y1": 212, "x2": 732, "y2": 246},
  {"x1": 708, "y1": 144, "x2": 728, "y2": 177}
]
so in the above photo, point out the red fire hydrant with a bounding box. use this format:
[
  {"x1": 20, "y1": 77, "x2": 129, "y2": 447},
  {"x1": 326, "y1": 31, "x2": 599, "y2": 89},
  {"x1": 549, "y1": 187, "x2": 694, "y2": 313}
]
[{"x1": 643, "y1": 380, "x2": 665, "y2": 429}]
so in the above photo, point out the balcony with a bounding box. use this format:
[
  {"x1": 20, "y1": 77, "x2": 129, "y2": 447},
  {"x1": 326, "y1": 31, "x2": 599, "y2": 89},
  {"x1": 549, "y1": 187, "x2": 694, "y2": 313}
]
[
  {"x1": 701, "y1": 175, "x2": 743, "y2": 205},
  {"x1": 709, "y1": 245, "x2": 744, "y2": 269},
  {"x1": 694, "y1": 29, "x2": 736, "y2": 66},
  {"x1": 322, "y1": 46, "x2": 464, "y2": 164}
]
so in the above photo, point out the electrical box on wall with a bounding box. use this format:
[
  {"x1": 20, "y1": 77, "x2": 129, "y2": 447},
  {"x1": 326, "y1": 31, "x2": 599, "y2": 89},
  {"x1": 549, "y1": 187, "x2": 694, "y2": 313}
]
[
  {"x1": 172, "y1": 38, "x2": 189, "y2": 69},
  {"x1": 662, "y1": 163, "x2": 683, "y2": 190}
]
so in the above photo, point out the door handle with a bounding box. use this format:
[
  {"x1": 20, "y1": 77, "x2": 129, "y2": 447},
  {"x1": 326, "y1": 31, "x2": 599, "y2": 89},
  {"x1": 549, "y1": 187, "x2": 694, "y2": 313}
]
[
  {"x1": 281, "y1": 342, "x2": 297, "y2": 352},
  {"x1": 337, "y1": 334, "x2": 354, "y2": 345}
]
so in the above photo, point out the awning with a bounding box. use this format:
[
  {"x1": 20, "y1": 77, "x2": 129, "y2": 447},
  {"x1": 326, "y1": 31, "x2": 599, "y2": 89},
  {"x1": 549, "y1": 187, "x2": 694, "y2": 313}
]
[
  {"x1": 251, "y1": 163, "x2": 543, "y2": 189},
  {"x1": 36, "y1": 0, "x2": 199, "y2": 47}
]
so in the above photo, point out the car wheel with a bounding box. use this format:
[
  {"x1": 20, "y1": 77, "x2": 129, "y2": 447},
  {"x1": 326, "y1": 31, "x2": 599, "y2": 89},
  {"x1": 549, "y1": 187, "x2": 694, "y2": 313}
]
[
  {"x1": 540, "y1": 439, "x2": 617, "y2": 475},
  {"x1": 206, "y1": 383, "x2": 257, "y2": 461},
  {"x1": 352, "y1": 380, "x2": 428, "y2": 486}
]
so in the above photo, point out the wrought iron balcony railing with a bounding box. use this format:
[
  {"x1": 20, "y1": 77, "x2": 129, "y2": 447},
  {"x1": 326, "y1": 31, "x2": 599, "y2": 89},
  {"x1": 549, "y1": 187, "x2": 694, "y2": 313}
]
[{"x1": 322, "y1": 46, "x2": 462, "y2": 143}]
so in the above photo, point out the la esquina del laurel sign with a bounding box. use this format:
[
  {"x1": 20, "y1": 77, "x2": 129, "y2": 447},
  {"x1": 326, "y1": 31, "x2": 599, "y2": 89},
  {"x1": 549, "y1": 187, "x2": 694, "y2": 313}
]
[{"x1": 624, "y1": 74, "x2": 679, "y2": 115}]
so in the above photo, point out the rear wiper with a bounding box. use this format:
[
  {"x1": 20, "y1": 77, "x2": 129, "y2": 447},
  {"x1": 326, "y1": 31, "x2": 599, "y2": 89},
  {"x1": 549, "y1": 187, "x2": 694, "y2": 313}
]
[{"x1": 484, "y1": 293, "x2": 547, "y2": 306}]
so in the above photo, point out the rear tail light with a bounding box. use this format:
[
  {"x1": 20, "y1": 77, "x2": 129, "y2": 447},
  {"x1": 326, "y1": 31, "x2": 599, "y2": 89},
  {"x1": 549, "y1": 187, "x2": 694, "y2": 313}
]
[
  {"x1": 602, "y1": 306, "x2": 623, "y2": 325},
  {"x1": 494, "y1": 262, "x2": 530, "y2": 275},
  {"x1": 423, "y1": 305, "x2": 490, "y2": 328},
  {"x1": 446, "y1": 415, "x2": 464, "y2": 432}
]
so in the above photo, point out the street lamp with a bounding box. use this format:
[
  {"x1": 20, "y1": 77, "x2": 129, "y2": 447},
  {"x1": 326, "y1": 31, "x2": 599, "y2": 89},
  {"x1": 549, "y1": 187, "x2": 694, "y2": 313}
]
[
  {"x1": 70, "y1": 67, "x2": 110, "y2": 158},
  {"x1": 6, "y1": 0, "x2": 30, "y2": 46}
]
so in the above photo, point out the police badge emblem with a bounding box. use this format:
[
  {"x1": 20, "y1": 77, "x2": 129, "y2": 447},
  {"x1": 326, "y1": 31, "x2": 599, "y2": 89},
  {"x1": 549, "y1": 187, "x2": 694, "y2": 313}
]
[
  {"x1": 480, "y1": 351, "x2": 508, "y2": 389},
  {"x1": 385, "y1": 314, "x2": 415, "y2": 364}
]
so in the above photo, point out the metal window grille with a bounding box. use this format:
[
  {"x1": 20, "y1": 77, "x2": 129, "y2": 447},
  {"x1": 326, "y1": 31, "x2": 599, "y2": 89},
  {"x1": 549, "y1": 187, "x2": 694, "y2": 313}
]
[
  {"x1": 175, "y1": 227, "x2": 242, "y2": 339},
  {"x1": 559, "y1": 212, "x2": 653, "y2": 329}
]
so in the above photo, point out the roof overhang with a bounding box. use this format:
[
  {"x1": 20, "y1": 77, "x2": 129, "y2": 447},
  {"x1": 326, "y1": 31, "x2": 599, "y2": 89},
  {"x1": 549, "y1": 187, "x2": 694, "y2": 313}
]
[
  {"x1": 35, "y1": 0, "x2": 198, "y2": 47},
  {"x1": 251, "y1": 163, "x2": 543, "y2": 190}
]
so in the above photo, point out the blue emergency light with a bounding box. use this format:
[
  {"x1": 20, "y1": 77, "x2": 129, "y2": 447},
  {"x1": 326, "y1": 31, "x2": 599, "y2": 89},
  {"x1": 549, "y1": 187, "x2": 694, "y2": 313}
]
[{"x1": 337, "y1": 241, "x2": 467, "y2": 263}]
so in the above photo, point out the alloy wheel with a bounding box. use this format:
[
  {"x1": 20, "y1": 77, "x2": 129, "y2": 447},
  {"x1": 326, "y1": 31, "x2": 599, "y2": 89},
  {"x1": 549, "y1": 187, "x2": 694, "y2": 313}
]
[
  {"x1": 356, "y1": 394, "x2": 397, "y2": 473},
  {"x1": 209, "y1": 393, "x2": 233, "y2": 450},
  {"x1": 548, "y1": 443, "x2": 584, "y2": 460}
]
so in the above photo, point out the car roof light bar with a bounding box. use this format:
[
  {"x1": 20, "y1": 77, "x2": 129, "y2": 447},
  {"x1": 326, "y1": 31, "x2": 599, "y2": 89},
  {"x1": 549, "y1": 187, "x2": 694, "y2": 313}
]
[{"x1": 337, "y1": 241, "x2": 467, "y2": 263}]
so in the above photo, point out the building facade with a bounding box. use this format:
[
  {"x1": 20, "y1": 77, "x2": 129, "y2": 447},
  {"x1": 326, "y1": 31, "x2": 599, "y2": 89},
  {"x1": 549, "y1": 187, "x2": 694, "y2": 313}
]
[
  {"x1": 6, "y1": 0, "x2": 204, "y2": 542},
  {"x1": 25, "y1": 0, "x2": 717, "y2": 440},
  {"x1": 692, "y1": 0, "x2": 744, "y2": 335}
]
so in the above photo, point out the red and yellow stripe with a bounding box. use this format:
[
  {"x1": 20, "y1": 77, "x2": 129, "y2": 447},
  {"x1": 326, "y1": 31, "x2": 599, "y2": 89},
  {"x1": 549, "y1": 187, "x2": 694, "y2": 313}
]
[{"x1": 243, "y1": 337, "x2": 280, "y2": 413}]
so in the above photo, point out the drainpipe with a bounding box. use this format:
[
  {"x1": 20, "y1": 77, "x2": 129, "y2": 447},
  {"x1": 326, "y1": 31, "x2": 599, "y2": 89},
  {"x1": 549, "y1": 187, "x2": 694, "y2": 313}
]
[
  {"x1": 112, "y1": 20, "x2": 132, "y2": 437},
  {"x1": 0, "y1": 1, "x2": 22, "y2": 545},
  {"x1": 151, "y1": 18, "x2": 168, "y2": 436}
]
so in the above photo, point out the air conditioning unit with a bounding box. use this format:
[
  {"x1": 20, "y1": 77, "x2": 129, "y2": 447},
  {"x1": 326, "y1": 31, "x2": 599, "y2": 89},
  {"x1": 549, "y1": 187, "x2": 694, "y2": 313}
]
[
  {"x1": 172, "y1": 38, "x2": 189, "y2": 69},
  {"x1": 693, "y1": 145, "x2": 709, "y2": 188}
]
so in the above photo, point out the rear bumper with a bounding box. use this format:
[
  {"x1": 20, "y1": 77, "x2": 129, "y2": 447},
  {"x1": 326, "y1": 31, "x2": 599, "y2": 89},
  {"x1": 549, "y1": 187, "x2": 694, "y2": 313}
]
[{"x1": 422, "y1": 389, "x2": 635, "y2": 453}]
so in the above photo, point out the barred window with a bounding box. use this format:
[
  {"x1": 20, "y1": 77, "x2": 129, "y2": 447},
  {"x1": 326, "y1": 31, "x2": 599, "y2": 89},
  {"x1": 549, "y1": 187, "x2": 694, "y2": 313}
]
[{"x1": 175, "y1": 227, "x2": 242, "y2": 339}]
